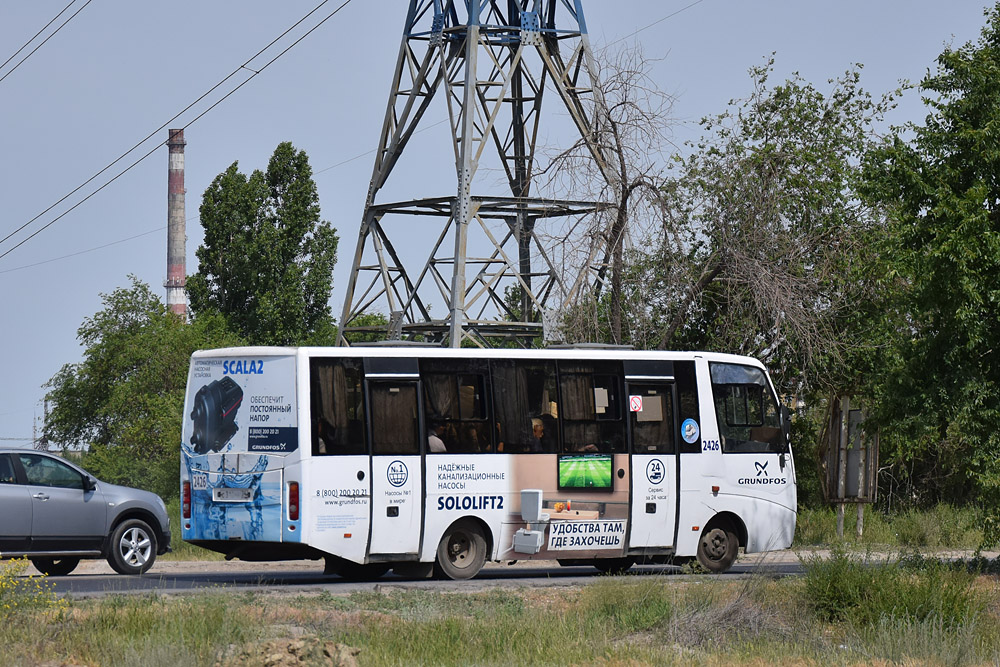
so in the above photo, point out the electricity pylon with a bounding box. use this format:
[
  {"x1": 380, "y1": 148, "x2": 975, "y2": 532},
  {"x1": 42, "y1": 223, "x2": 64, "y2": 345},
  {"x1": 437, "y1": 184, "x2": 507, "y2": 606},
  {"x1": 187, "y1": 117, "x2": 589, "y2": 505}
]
[{"x1": 338, "y1": 0, "x2": 617, "y2": 347}]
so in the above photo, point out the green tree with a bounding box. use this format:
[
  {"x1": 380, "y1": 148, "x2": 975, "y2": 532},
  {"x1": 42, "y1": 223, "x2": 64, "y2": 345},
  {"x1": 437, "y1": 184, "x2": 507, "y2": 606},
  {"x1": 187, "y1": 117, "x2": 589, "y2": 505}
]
[
  {"x1": 188, "y1": 142, "x2": 339, "y2": 345},
  {"x1": 639, "y1": 58, "x2": 893, "y2": 395},
  {"x1": 44, "y1": 277, "x2": 241, "y2": 498},
  {"x1": 343, "y1": 312, "x2": 390, "y2": 345},
  {"x1": 862, "y1": 4, "x2": 1000, "y2": 514}
]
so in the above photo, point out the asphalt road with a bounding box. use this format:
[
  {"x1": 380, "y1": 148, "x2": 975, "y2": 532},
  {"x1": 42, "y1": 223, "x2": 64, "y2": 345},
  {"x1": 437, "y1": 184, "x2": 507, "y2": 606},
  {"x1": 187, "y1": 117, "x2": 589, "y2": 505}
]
[{"x1": 32, "y1": 555, "x2": 806, "y2": 598}]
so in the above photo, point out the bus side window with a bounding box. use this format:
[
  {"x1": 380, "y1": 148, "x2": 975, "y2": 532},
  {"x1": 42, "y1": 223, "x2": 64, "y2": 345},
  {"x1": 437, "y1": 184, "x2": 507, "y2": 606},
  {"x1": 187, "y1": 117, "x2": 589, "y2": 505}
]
[
  {"x1": 310, "y1": 358, "x2": 367, "y2": 456},
  {"x1": 559, "y1": 362, "x2": 625, "y2": 453},
  {"x1": 631, "y1": 389, "x2": 675, "y2": 454},
  {"x1": 421, "y1": 360, "x2": 492, "y2": 453},
  {"x1": 370, "y1": 383, "x2": 420, "y2": 455},
  {"x1": 491, "y1": 359, "x2": 557, "y2": 453}
]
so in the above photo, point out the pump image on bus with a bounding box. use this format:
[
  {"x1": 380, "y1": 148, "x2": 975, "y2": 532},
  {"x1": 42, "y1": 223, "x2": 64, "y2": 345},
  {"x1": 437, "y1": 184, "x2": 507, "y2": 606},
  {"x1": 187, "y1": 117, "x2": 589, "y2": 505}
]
[{"x1": 179, "y1": 346, "x2": 796, "y2": 579}]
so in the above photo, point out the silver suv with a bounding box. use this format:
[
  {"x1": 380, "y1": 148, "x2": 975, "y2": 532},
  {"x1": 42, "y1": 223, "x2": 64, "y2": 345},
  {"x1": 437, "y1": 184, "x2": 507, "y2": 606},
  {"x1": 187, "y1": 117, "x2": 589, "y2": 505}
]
[{"x1": 0, "y1": 449, "x2": 171, "y2": 575}]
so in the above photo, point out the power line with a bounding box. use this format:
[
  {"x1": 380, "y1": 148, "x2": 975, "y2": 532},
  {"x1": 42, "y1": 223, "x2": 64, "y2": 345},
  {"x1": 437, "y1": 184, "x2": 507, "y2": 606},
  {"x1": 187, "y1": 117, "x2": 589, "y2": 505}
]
[
  {"x1": 0, "y1": 226, "x2": 164, "y2": 275},
  {"x1": 0, "y1": 0, "x2": 95, "y2": 85},
  {"x1": 2, "y1": 0, "x2": 695, "y2": 266},
  {"x1": 607, "y1": 0, "x2": 707, "y2": 46},
  {"x1": 0, "y1": 0, "x2": 342, "y2": 252},
  {"x1": 314, "y1": 119, "x2": 451, "y2": 176},
  {"x1": 0, "y1": 0, "x2": 355, "y2": 263},
  {"x1": 0, "y1": 0, "x2": 77, "y2": 71}
]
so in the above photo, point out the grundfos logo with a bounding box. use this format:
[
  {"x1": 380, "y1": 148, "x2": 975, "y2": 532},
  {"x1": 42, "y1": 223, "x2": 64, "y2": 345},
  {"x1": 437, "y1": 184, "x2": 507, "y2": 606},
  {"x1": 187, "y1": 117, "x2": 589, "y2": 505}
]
[{"x1": 738, "y1": 460, "x2": 787, "y2": 485}]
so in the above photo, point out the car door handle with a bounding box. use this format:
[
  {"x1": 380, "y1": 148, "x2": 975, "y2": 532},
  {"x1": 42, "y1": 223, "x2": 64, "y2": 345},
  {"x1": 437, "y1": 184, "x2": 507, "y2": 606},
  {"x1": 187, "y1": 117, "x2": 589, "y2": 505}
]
[{"x1": 32, "y1": 493, "x2": 49, "y2": 500}]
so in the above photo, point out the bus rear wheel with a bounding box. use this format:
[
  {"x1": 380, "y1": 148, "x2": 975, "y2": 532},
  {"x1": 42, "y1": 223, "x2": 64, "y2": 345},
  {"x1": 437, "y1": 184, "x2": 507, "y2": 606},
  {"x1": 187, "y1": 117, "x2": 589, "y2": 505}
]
[
  {"x1": 697, "y1": 524, "x2": 738, "y2": 573},
  {"x1": 435, "y1": 520, "x2": 487, "y2": 580}
]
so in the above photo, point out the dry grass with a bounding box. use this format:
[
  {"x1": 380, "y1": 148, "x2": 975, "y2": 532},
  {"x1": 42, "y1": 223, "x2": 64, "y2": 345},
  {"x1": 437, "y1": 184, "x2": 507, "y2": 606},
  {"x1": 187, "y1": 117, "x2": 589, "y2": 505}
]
[{"x1": 1, "y1": 567, "x2": 999, "y2": 666}]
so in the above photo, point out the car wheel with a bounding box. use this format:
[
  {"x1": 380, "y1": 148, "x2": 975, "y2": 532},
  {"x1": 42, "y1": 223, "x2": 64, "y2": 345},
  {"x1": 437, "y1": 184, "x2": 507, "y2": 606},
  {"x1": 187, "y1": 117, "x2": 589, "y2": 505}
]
[
  {"x1": 696, "y1": 524, "x2": 738, "y2": 573},
  {"x1": 107, "y1": 519, "x2": 157, "y2": 575},
  {"x1": 30, "y1": 557, "x2": 80, "y2": 576},
  {"x1": 435, "y1": 519, "x2": 487, "y2": 580}
]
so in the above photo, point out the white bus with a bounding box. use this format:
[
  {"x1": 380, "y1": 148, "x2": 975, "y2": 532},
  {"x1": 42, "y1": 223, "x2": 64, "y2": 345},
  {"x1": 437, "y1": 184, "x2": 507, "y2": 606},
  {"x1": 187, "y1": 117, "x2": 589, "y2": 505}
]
[{"x1": 180, "y1": 346, "x2": 796, "y2": 579}]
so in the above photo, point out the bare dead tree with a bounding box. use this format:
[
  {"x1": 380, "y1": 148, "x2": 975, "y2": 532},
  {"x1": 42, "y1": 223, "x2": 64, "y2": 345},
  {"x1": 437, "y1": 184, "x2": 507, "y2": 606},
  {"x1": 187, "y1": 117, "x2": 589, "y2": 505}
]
[{"x1": 535, "y1": 44, "x2": 677, "y2": 344}]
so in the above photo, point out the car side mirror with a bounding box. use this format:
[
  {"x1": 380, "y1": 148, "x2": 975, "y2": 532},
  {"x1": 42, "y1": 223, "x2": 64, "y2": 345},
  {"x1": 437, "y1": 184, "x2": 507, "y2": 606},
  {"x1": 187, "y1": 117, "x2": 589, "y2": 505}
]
[{"x1": 83, "y1": 475, "x2": 97, "y2": 492}]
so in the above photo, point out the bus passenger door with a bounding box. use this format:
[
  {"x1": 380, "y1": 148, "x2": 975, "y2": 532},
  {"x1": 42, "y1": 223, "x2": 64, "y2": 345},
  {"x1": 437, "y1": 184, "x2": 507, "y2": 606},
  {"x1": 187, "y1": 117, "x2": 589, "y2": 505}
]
[
  {"x1": 367, "y1": 379, "x2": 423, "y2": 557},
  {"x1": 627, "y1": 383, "x2": 679, "y2": 549}
]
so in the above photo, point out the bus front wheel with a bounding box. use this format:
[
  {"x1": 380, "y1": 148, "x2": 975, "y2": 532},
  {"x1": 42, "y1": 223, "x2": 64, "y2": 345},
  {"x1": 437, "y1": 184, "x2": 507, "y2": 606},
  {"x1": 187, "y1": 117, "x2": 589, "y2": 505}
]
[
  {"x1": 435, "y1": 520, "x2": 487, "y2": 580},
  {"x1": 697, "y1": 524, "x2": 738, "y2": 573}
]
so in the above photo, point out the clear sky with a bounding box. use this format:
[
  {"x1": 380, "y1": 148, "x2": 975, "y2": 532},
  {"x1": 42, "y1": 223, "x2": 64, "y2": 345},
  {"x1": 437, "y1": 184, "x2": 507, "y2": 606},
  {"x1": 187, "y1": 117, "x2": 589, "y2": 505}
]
[{"x1": 0, "y1": 0, "x2": 991, "y2": 446}]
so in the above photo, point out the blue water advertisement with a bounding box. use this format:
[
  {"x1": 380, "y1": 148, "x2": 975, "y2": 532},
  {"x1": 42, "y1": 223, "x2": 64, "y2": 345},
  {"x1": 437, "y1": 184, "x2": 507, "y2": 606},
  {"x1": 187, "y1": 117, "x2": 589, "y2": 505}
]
[{"x1": 181, "y1": 353, "x2": 298, "y2": 543}]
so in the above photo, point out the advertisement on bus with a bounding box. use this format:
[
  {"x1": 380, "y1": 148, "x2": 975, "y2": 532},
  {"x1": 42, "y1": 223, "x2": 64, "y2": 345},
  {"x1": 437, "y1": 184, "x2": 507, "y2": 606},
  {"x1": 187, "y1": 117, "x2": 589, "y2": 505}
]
[{"x1": 181, "y1": 354, "x2": 297, "y2": 542}]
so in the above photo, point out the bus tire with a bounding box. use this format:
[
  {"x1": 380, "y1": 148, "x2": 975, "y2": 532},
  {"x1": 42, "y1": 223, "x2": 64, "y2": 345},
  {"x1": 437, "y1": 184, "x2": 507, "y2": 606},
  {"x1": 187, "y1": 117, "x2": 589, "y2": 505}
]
[
  {"x1": 697, "y1": 524, "x2": 738, "y2": 573},
  {"x1": 592, "y1": 557, "x2": 634, "y2": 575},
  {"x1": 435, "y1": 519, "x2": 487, "y2": 580}
]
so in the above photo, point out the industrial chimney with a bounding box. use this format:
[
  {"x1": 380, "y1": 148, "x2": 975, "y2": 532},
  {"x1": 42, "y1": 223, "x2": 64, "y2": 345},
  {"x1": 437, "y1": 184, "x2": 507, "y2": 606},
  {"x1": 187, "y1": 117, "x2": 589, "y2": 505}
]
[{"x1": 165, "y1": 129, "x2": 187, "y2": 318}]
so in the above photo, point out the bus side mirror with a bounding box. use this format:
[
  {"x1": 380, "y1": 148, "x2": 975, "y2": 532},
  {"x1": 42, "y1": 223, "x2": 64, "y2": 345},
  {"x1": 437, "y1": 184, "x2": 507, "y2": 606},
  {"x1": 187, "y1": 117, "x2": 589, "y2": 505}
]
[{"x1": 780, "y1": 405, "x2": 792, "y2": 451}]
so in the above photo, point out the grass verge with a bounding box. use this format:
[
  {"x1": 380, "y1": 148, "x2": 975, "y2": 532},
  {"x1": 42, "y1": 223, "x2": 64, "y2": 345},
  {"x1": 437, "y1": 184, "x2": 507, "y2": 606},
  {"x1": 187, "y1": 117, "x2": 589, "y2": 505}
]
[
  {"x1": 794, "y1": 503, "x2": 983, "y2": 549},
  {"x1": 2, "y1": 555, "x2": 998, "y2": 666}
]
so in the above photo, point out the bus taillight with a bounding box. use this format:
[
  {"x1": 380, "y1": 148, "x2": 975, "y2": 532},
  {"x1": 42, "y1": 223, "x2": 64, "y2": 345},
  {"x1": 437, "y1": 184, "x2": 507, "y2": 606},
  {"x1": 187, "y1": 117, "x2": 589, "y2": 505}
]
[
  {"x1": 182, "y1": 481, "x2": 191, "y2": 519},
  {"x1": 288, "y1": 482, "x2": 299, "y2": 521}
]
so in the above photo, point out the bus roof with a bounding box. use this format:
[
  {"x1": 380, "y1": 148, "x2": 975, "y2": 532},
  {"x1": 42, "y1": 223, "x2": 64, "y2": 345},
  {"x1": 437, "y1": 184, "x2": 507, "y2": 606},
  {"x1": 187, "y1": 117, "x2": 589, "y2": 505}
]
[{"x1": 190, "y1": 346, "x2": 766, "y2": 369}]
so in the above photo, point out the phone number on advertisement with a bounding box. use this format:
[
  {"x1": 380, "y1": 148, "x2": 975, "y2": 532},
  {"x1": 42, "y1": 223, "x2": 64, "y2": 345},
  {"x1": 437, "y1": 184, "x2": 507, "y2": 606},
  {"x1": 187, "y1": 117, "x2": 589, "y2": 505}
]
[{"x1": 316, "y1": 488, "x2": 366, "y2": 498}]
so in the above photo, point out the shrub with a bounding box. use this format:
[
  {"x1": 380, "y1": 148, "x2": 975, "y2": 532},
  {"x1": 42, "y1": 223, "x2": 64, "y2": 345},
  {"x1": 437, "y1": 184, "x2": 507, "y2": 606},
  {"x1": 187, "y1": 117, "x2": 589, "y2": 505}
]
[
  {"x1": 0, "y1": 558, "x2": 67, "y2": 618},
  {"x1": 800, "y1": 547, "x2": 983, "y2": 629},
  {"x1": 578, "y1": 578, "x2": 674, "y2": 633},
  {"x1": 793, "y1": 504, "x2": 982, "y2": 549},
  {"x1": 893, "y1": 504, "x2": 981, "y2": 548}
]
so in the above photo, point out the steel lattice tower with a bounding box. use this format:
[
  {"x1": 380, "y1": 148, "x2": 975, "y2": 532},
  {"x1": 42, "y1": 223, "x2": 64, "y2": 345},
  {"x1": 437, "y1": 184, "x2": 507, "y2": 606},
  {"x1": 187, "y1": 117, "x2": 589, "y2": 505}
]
[{"x1": 338, "y1": 0, "x2": 617, "y2": 347}]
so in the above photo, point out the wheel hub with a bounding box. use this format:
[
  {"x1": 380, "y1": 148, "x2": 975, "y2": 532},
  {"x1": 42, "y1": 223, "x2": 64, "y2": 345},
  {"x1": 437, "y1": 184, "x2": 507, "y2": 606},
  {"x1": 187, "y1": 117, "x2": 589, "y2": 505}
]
[{"x1": 703, "y1": 530, "x2": 727, "y2": 560}]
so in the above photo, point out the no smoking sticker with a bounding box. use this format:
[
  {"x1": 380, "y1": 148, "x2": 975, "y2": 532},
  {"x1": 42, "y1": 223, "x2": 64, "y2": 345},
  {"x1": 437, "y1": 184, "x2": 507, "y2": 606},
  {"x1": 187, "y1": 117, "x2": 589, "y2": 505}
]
[{"x1": 629, "y1": 395, "x2": 643, "y2": 412}]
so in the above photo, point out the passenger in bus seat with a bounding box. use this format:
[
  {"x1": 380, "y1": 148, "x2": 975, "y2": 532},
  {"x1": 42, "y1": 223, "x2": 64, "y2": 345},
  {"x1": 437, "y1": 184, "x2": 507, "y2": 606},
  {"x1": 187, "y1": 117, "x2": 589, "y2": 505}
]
[
  {"x1": 529, "y1": 418, "x2": 545, "y2": 453},
  {"x1": 428, "y1": 420, "x2": 447, "y2": 453}
]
